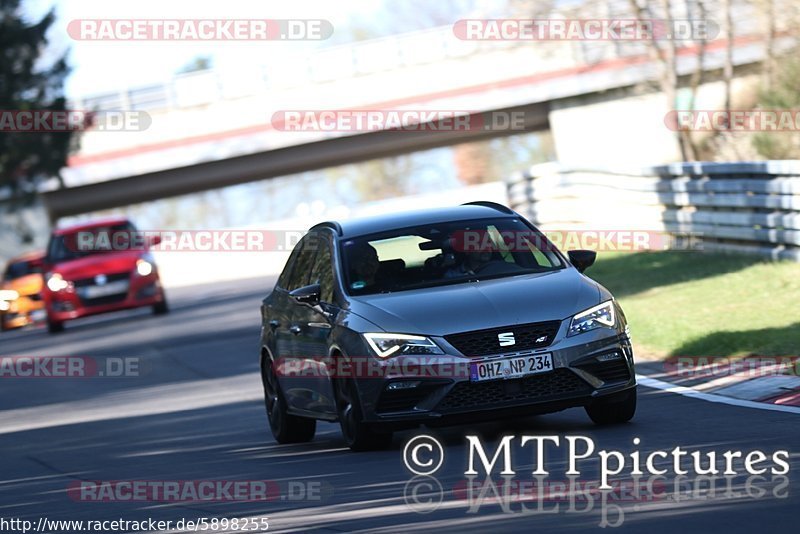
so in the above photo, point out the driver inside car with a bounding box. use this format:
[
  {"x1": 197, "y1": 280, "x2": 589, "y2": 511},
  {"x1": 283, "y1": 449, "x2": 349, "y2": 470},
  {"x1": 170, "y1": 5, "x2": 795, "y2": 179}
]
[
  {"x1": 348, "y1": 242, "x2": 380, "y2": 289},
  {"x1": 443, "y1": 249, "x2": 493, "y2": 278}
]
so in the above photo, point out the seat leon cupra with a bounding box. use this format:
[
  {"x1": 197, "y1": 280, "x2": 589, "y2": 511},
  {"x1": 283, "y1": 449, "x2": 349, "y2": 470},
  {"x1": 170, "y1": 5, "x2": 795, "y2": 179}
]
[{"x1": 259, "y1": 202, "x2": 636, "y2": 450}]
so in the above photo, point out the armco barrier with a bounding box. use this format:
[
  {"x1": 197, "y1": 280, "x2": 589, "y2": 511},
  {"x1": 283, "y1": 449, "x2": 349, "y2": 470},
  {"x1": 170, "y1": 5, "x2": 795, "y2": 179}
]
[{"x1": 506, "y1": 161, "x2": 800, "y2": 261}]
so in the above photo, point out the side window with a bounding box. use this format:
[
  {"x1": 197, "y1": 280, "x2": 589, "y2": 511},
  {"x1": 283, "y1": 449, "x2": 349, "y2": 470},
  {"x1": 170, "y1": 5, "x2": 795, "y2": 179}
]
[
  {"x1": 286, "y1": 233, "x2": 318, "y2": 291},
  {"x1": 309, "y1": 237, "x2": 334, "y2": 303},
  {"x1": 276, "y1": 243, "x2": 302, "y2": 290}
]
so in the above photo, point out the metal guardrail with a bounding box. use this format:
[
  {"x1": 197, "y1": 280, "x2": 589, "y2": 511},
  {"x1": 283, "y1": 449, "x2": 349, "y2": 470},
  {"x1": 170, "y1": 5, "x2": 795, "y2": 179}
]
[{"x1": 507, "y1": 161, "x2": 800, "y2": 261}]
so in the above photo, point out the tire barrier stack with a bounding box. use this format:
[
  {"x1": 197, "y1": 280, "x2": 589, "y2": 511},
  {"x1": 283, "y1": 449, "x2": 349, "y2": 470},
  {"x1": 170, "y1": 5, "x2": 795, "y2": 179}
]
[{"x1": 506, "y1": 161, "x2": 800, "y2": 261}]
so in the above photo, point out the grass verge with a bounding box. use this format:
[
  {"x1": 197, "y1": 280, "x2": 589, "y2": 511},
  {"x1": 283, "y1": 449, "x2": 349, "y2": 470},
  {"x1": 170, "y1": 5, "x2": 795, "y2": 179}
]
[{"x1": 588, "y1": 251, "x2": 800, "y2": 360}]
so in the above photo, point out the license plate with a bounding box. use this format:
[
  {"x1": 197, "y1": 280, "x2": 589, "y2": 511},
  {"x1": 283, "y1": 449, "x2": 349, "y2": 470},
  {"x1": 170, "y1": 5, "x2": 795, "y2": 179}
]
[
  {"x1": 470, "y1": 353, "x2": 554, "y2": 382},
  {"x1": 83, "y1": 280, "x2": 129, "y2": 299},
  {"x1": 30, "y1": 309, "x2": 47, "y2": 321}
]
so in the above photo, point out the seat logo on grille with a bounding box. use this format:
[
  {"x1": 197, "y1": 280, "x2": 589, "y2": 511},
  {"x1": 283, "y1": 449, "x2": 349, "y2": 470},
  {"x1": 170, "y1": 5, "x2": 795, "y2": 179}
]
[
  {"x1": 94, "y1": 274, "x2": 107, "y2": 286},
  {"x1": 497, "y1": 332, "x2": 516, "y2": 347},
  {"x1": 536, "y1": 335, "x2": 548, "y2": 343}
]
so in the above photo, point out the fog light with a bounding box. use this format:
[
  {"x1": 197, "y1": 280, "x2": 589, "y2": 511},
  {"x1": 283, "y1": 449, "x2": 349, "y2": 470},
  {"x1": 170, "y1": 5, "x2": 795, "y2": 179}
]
[
  {"x1": 387, "y1": 381, "x2": 421, "y2": 391},
  {"x1": 52, "y1": 301, "x2": 75, "y2": 312},
  {"x1": 596, "y1": 352, "x2": 622, "y2": 362}
]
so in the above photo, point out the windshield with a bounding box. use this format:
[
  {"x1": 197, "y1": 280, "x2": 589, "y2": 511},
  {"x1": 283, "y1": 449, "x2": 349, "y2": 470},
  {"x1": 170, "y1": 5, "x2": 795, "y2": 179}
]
[
  {"x1": 4, "y1": 259, "x2": 42, "y2": 280},
  {"x1": 46, "y1": 222, "x2": 136, "y2": 263},
  {"x1": 341, "y1": 218, "x2": 563, "y2": 296}
]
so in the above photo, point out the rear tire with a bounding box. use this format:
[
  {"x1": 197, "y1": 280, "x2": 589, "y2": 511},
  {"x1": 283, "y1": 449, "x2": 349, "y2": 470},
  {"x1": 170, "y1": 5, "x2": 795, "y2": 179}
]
[
  {"x1": 261, "y1": 357, "x2": 316, "y2": 444},
  {"x1": 586, "y1": 387, "x2": 637, "y2": 425},
  {"x1": 335, "y1": 375, "x2": 392, "y2": 451}
]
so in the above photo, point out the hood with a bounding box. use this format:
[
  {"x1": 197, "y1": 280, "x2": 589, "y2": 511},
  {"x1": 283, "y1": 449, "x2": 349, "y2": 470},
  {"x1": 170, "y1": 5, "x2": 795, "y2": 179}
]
[
  {"x1": 348, "y1": 268, "x2": 601, "y2": 336},
  {"x1": 2, "y1": 274, "x2": 43, "y2": 297},
  {"x1": 48, "y1": 250, "x2": 143, "y2": 280}
]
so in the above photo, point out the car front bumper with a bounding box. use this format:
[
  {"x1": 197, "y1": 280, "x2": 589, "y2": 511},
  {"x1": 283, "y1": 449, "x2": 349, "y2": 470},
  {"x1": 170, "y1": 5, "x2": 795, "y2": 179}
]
[
  {"x1": 354, "y1": 326, "x2": 636, "y2": 425},
  {"x1": 45, "y1": 275, "x2": 166, "y2": 322},
  {"x1": 1, "y1": 295, "x2": 46, "y2": 330}
]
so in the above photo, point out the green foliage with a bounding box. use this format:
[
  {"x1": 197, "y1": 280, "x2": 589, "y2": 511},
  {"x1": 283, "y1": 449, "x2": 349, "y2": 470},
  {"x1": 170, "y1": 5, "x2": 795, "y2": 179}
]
[
  {"x1": 752, "y1": 54, "x2": 800, "y2": 159},
  {"x1": 0, "y1": 0, "x2": 75, "y2": 203}
]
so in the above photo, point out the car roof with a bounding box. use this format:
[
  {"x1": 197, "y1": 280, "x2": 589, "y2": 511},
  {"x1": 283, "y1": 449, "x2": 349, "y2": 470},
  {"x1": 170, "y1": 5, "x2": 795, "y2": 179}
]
[
  {"x1": 6, "y1": 250, "x2": 46, "y2": 264},
  {"x1": 316, "y1": 203, "x2": 518, "y2": 239},
  {"x1": 52, "y1": 217, "x2": 132, "y2": 236}
]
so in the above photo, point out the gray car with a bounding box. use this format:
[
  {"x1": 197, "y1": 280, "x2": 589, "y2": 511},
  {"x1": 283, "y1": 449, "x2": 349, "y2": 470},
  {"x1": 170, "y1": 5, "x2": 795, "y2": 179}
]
[{"x1": 259, "y1": 202, "x2": 636, "y2": 450}]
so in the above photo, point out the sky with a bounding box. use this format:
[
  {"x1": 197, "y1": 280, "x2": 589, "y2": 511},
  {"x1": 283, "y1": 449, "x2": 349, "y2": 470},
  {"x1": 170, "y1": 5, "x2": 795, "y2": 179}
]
[{"x1": 24, "y1": 0, "x2": 389, "y2": 98}]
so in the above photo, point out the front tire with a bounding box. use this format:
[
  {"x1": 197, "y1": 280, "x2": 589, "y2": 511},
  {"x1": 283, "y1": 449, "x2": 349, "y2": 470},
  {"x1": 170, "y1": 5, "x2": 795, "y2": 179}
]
[
  {"x1": 586, "y1": 387, "x2": 637, "y2": 425},
  {"x1": 261, "y1": 357, "x2": 316, "y2": 443},
  {"x1": 335, "y1": 376, "x2": 392, "y2": 451},
  {"x1": 47, "y1": 320, "x2": 64, "y2": 334},
  {"x1": 153, "y1": 297, "x2": 169, "y2": 315}
]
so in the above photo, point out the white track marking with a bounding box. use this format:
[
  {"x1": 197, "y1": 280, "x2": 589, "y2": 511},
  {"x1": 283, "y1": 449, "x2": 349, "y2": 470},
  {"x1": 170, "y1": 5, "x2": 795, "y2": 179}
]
[{"x1": 636, "y1": 374, "x2": 800, "y2": 415}]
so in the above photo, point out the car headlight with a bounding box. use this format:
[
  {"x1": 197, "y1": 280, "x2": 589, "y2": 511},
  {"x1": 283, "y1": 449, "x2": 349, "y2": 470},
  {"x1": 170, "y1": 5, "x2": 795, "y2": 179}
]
[
  {"x1": 363, "y1": 333, "x2": 444, "y2": 359},
  {"x1": 136, "y1": 258, "x2": 154, "y2": 276},
  {"x1": 46, "y1": 273, "x2": 70, "y2": 292},
  {"x1": 568, "y1": 301, "x2": 616, "y2": 336},
  {"x1": 0, "y1": 289, "x2": 19, "y2": 302}
]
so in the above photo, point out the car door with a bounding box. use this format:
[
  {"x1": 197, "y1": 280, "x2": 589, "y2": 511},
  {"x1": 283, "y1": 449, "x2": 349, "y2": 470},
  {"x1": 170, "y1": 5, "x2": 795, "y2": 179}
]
[
  {"x1": 279, "y1": 232, "x2": 323, "y2": 413},
  {"x1": 263, "y1": 242, "x2": 302, "y2": 377},
  {"x1": 269, "y1": 234, "x2": 315, "y2": 408},
  {"x1": 292, "y1": 231, "x2": 339, "y2": 417}
]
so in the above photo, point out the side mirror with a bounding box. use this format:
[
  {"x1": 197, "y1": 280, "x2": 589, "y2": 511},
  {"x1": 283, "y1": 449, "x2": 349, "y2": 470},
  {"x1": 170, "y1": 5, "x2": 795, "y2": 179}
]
[
  {"x1": 289, "y1": 283, "x2": 321, "y2": 306},
  {"x1": 568, "y1": 250, "x2": 597, "y2": 273}
]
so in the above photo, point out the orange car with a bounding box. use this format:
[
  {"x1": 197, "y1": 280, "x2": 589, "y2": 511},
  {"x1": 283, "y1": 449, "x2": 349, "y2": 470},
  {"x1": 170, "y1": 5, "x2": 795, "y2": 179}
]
[{"x1": 0, "y1": 251, "x2": 47, "y2": 331}]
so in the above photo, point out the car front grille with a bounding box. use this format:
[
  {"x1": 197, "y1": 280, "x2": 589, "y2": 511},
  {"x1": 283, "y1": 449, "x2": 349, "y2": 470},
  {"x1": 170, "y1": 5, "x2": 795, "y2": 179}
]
[
  {"x1": 574, "y1": 357, "x2": 631, "y2": 384},
  {"x1": 435, "y1": 369, "x2": 591, "y2": 413},
  {"x1": 445, "y1": 320, "x2": 561, "y2": 357},
  {"x1": 80, "y1": 293, "x2": 128, "y2": 307},
  {"x1": 73, "y1": 272, "x2": 130, "y2": 287}
]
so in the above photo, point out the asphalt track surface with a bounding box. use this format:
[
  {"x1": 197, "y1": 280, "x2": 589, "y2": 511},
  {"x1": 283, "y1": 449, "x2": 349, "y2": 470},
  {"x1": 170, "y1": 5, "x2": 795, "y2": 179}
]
[{"x1": 1, "y1": 278, "x2": 798, "y2": 533}]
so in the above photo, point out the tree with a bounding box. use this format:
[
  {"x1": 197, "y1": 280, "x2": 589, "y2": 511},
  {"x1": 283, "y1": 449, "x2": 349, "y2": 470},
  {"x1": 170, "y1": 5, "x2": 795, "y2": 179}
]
[
  {"x1": 752, "y1": 55, "x2": 800, "y2": 159},
  {"x1": 0, "y1": 0, "x2": 77, "y2": 209}
]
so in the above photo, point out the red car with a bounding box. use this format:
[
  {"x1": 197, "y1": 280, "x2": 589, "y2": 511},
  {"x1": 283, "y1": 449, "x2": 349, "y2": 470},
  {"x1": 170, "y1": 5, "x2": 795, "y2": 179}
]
[{"x1": 42, "y1": 217, "x2": 168, "y2": 333}]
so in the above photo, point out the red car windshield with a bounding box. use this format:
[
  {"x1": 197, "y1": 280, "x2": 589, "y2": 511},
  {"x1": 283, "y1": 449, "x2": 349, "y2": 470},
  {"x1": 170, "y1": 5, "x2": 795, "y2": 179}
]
[{"x1": 46, "y1": 223, "x2": 136, "y2": 263}]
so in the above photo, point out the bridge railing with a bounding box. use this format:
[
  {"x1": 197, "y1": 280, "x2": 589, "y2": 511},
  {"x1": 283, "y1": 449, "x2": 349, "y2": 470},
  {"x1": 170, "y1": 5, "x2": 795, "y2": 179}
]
[
  {"x1": 507, "y1": 161, "x2": 800, "y2": 261},
  {"x1": 71, "y1": 0, "x2": 771, "y2": 114}
]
